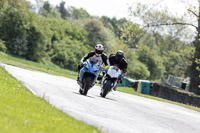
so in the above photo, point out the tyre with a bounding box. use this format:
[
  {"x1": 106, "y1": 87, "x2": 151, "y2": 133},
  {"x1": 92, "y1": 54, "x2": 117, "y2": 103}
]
[
  {"x1": 101, "y1": 80, "x2": 112, "y2": 98},
  {"x1": 82, "y1": 76, "x2": 93, "y2": 95},
  {"x1": 79, "y1": 88, "x2": 83, "y2": 94}
]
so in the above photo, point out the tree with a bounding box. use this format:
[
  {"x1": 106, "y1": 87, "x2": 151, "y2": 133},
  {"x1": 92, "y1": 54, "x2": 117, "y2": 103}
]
[
  {"x1": 41, "y1": 18, "x2": 91, "y2": 70},
  {"x1": 0, "y1": 0, "x2": 28, "y2": 9},
  {"x1": 25, "y1": 12, "x2": 46, "y2": 61},
  {"x1": 138, "y1": 32, "x2": 193, "y2": 78},
  {"x1": 0, "y1": 0, "x2": 7, "y2": 9},
  {"x1": 119, "y1": 22, "x2": 146, "y2": 48},
  {"x1": 51, "y1": 38, "x2": 89, "y2": 70},
  {"x1": 43, "y1": 1, "x2": 51, "y2": 13},
  {"x1": 39, "y1": 1, "x2": 61, "y2": 18},
  {"x1": 0, "y1": 39, "x2": 6, "y2": 52},
  {"x1": 82, "y1": 18, "x2": 116, "y2": 51},
  {"x1": 137, "y1": 45, "x2": 165, "y2": 80},
  {"x1": 128, "y1": 59, "x2": 150, "y2": 80},
  {"x1": 39, "y1": 1, "x2": 52, "y2": 17},
  {"x1": 129, "y1": 1, "x2": 200, "y2": 94},
  {"x1": 0, "y1": 1, "x2": 45, "y2": 61},
  {"x1": 100, "y1": 16, "x2": 129, "y2": 39},
  {"x1": 57, "y1": 1, "x2": 70, "y2": 19},
  {"x1": 68, "y1": 6, "x2": 90, "y2": 19},
  {"x1": 100, "y1": 16, "x2": 114, "y2": 31},
  {"x1": 0, "y1": 8, "x2": 29, "y2": 56},
  {"x1": 124, "y1": 48, "x2": 150, "y2": 79}
]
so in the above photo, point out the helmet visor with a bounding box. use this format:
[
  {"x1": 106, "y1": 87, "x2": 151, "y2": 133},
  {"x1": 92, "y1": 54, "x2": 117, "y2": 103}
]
[
  {"x1": 116, "y1": 54, "x2": 123, "y2": 61},
  {"x1": 95, "y1": 49, "x2": 103, "y2": 54}
]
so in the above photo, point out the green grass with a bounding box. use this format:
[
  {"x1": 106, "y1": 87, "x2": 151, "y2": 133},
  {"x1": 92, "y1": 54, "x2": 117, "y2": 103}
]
[
  {"x1": 0, "y1": 66, "x2": 101, "y2": 133},
  {"x1": 118, "y1": 87, "x2": 200, "y2": 112},
  {"x1": 0, "y1": 52, "x2": 77, "y2": 79}
]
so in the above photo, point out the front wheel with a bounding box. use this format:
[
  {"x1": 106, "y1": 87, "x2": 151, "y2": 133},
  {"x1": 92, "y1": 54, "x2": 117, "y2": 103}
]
[
  {"x1": 82, "y1": 76, "x2": 93, "y2": 95},
  {"x1": 79, "y1": 88, "x2": 83, "y2": 94},
  {"x1": 101, "y1": 80, "x2": 112, "y2": 98}
]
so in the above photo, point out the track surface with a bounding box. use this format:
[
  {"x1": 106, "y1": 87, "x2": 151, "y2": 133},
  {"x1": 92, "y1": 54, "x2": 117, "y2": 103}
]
[{"x1": 1, "y1": 63, "x2": 200, "y2": 133}]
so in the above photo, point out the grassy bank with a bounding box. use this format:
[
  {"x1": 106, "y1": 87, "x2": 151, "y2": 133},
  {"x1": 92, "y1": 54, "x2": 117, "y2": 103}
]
[
  {"x1": 118, "y1": 87, "x2": 200, "y2": 112},
  {"x1": 0, "y1": 66, "x2": 100, "y2": 133},
  {"x1": 0, "y1": 52, "x2": 77, "y2": 79}
]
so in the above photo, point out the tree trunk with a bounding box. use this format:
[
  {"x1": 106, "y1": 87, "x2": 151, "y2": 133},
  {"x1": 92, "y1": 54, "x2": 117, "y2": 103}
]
[
  {"x1": 189, "y1": 2, "x2": 200, "y2": 95},
  {"x1": 189, "y1": 43, "x2": 200, "y2": 95}
]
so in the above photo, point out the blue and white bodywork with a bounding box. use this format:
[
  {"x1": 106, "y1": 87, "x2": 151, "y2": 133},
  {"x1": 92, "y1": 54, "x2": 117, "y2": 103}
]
[
  {"x1": 100, "y1": 66, "x2": 121, "y2": 98},
  {"x1": 78, "y1": 57, "x2": 100, "y2": 95}
]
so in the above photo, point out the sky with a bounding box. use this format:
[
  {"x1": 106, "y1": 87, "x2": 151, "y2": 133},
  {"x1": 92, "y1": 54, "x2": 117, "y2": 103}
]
[{"x1": 28, "y1": 0, "x2": 196, "y2": 20}]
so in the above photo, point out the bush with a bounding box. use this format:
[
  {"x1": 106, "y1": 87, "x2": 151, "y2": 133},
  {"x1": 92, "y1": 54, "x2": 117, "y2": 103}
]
[
  {"x1": 137, "y1": 45, "x2": 165, "y2": 80},
  {"x1": 51, "y1": 37, "x2": 90, "y2": 71},
  {"x1": 0, "y1": 8, "x2": 45, "y2": 61},
  {"x1": 0, "y1": 40, "x2": 7, "y2": 52},
  {"x1": 127, "y1": 59, "x2": 150, "y2": 80}
]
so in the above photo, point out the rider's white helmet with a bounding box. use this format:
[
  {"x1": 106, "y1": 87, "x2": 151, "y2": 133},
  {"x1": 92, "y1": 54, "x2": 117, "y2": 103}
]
[{"x1": 95, "y1": 44, "x2": 104, "y2": 56}]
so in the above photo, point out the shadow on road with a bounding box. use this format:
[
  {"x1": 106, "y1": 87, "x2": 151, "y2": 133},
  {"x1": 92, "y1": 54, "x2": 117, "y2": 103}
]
[
  {"x1": 96, "y1": 95, "x2": 117, "y2": 101},
  {"x1": 72, "y1": 92, "x2": 95, "y2": 98}
]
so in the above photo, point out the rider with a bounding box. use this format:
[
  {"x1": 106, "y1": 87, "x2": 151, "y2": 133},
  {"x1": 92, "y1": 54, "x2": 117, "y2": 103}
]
[
  {"x1": 108, "y1": 50, "x2": 128, "y2": 91},
  {"x1": 77, "y1": 44, "x2": 108, "y2": 81}
]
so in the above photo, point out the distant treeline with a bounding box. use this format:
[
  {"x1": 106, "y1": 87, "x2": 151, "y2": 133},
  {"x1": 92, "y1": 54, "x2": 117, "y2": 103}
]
[{"x1": 0, "y1": 0, "x2": 194, "y2": 81}]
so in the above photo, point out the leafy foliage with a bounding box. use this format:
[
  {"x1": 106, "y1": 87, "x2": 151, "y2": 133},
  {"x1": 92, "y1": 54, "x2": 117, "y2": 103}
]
[
  {"x1": 119, "y1": 22, "x2": 145, "y2": 48},
  {"x1": 68, "y1": 6, "x2": 90, "y2": 19},
  {"x1": 137, "y1": 45, "x2": 165, "y2": 80},
  {"x1": 127, "y1": 57, "x2": 150, "y2": 80},
  {"x1": 57, "y1": 1, "x2": 70, "y2": 19},
  {"x1": 39, "y1": 18, "x2": 91, "y2": 70},
  {"x1": 51, "y1": 37, "x2": 89, "y2": 70},
  {"x1": 0, "y1": 40, "x2": 6, "y2": 52},
  {"x1": 82, "y1": 18, "x2": 116, "y2": 51},
  {"x1": 0, "y1": 6, "x2": 45, "y2": 61},
  {"x1": 100, "y1": 16, "x2": 129, "y2": 38}
]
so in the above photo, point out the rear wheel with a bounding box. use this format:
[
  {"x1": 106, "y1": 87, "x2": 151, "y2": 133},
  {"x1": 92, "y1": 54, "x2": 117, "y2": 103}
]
[
  {"x1": 101, "y1": 80, "x2": 112, "y2": 98},
  {"x1": 82, "y1": 76, "x2": 93, "y2": 95}
]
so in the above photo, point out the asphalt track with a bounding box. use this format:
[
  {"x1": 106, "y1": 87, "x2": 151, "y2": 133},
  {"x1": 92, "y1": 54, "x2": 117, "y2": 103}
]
[{"x1": 1, "y1": 63, "x2": 200, "y2": 133}]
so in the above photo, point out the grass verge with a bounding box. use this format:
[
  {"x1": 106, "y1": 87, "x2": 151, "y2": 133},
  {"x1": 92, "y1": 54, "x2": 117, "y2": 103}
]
[
  {"x1": 0, "y1": 66, "x2": 100, "y2": 133},
  {"x1": 0, "y1": 52, "x2": 77, "y2": 79},
  {"x1": 118, "y1": 87, "x2": 200, "y2": 112}
]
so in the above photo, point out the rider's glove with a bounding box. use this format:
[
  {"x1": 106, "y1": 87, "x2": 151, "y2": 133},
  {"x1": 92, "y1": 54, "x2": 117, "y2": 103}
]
[
  {"x1": 78, "y1": 61, "x2": 84, "y2": 70},
  {"x1": 104, "y1": 65, "x2": 110, "y2": 71},
  {"x1": 121, "y1": 71, "x2": 127, "y2": 78},
  {"x1": 100, "y1": 67, "x2": 105, "y2": 72},
  {"x1": 79, "y1": 61, "x2": 83, "y2": 65},
  {"x1": 118, "y1": 78, "x2": 123, "y2": 84}
]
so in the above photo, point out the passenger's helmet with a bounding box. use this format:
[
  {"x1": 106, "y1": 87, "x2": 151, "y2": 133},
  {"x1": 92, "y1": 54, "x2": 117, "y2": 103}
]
[
  {"x1": 115, "y1": 50, "x2": 124, "y2": 61},
  {"x1": 95, "y1": 44, "x2": 104, "y2": 56}
]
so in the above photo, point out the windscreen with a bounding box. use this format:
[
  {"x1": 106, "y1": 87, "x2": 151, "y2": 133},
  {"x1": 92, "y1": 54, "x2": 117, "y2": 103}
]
[{"x1": 89, "y1": 57, "x2": 98, "y2": 65}]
